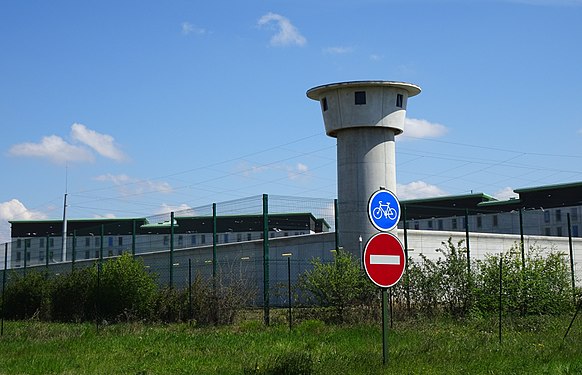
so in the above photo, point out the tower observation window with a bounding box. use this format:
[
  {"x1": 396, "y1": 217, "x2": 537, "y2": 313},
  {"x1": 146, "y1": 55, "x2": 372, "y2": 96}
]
[
  {"x1": 321, "y1": 97, "x2": 328, "y2": 111},
  {"x1": 355, "y1": 91, "x2": 366, "y2": 105},
  {"x1": 396, "y1": 94, "x2": 403, "y2": 108}
]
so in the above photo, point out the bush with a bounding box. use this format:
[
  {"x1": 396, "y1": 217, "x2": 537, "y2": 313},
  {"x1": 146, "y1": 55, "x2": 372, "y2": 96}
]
[
  {"x1": 298, "y1": 251, "x2": 378, "y2": 323},
  {"x1": 50, "y1": 267, "x2": 96, "y2": 322},
  {"x1": 474, "y1": 244, "x2": 573, "y2": 315},
  {"x1": 97, "y1": 254, "x2": 158, "y2": 322},
  {"x1": 2, "y1": 271, "x2": 51, "y2": 320}
]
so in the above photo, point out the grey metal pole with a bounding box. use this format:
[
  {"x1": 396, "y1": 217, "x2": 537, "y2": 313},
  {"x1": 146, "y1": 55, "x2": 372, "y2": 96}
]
[
  {"x1": 72, "y1": 230, "x2": 76, "y2": 271},
  {"x1": 465, "y1": 209, "x2": 471, "y2": 277},
  {"x1": 188, "y1": 258, "x2": 192, "y2": 325}
]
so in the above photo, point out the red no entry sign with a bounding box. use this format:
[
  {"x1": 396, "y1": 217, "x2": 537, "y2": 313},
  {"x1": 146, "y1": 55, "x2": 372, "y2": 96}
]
[{"x1": 363, "y1": 232, "x2": 406, "y2": 288}]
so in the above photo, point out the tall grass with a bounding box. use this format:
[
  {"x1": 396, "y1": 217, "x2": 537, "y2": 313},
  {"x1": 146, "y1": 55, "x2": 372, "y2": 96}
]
[{"x1": 0, "y1": 316, "x2": 581, "y2": 374}]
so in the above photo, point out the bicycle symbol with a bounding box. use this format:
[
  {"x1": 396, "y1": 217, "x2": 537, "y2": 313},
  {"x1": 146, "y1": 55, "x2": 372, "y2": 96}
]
[{"x1": 372, "y1": 201, "x2": 398, "y2": 221}]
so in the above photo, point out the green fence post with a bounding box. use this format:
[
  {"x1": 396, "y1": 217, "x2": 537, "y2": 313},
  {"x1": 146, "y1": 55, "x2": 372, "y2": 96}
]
[
  {"x1": 465, "y1": 209, "x2": 471, "y2": 279},
  {"x1": 188, "y1": 258, "x2": 193, "y2": 325},
  {"x1": 213, "y1": 203, "x2": 217, "y2": 284},
  {"x1": 23, "y1": 237, "x2": 28, "y2": 277},
  {"x1": 568, "y1": 213, "x2": 576, "y2": 301},
  {"x1": 403, "y1": 205, "x2": 411, "y2": 313},
  {"x1": 170, "y1": 212, "x2": 174, "y2": 289},
  {"x1": 499, "y1": 256, "x2": 503, "y2": 344},
  {"x1": 519, "y1": 208, "x2": 525, "y2": 269},
  {"x1": 72, "y1": 230, "x2": 76, "y2": 272},
  {"x1": 334, "y1": 198, "x2": 339, "y2": 253},
  {"x1": 45, "y1": 235, "x2": 49, "y2": 272},
  {"x1": 100, "y1": 225, "x2": 104, "y2": 263},
  {"x1": 263, "y1": 194, "x2": 270, "y2": 326},
  {"x1": 1, "y1": 243, "x2": 7, "y2": 336},
  {"x1": 132, "y1": 219, "x2": 136, "y2": 257}
]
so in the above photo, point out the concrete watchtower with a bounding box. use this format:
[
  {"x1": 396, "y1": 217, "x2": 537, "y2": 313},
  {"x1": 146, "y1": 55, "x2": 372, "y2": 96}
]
[{"x1": 307, "y1": 81, "x2": 421, "y2": 257}]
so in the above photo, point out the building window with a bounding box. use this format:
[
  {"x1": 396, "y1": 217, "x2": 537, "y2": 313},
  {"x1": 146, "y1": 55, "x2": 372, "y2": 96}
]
[
  {"x1": 191, "y1": 235, "x2": 197, "y2": 245},
  {"x1": 355, "y1": 91, "x2": 366, "y2": 105},
  {"x1": 39, "y1": 250, "x2": 44, "y2": 261},
  {"x1": 95, "y1": 250, "x2": 100, "y2": 258},
  {"x1": 118, "y1": 237, "x2": 123, "y2": 246},
  {"x1": 94, "y1": 237, "x2": 100, "y2": 247},
  {"x1": 545, "y1": 227, "x2": 551, "y2": 236},
  {"x1": 427, "y1": 220, "x2": 433, "y2": 229},
  {"x1": 477, "y1": 216, "x2": 482, "y2": 228},
  {"x1": 396, "y1": 94, "x2": 403, "y2": 108},
  {"x1": 16, "y1": 252, "x2": 21, "y2": 261},
  {"x1": 544, "y1": 210, "x2": 550, "y2": 223},
  {"x1": 237, "y1": 233, "x2": 242, "y2": 242},
  {"x1": 85, "y1": 237, "x2": 90, "y2": 247},
  {"x1": 438, "y1": 220, "x2": 443, "y2": 230},
  {"x1": 163, "y1": 236, "x2": 169, "y2": 246},
  {"x1": 16, "y1": 239, "x2": 21, "y2": 248},
  {"x1": 201, "y1": 234, "x2": 206, "y2": 244},
  {"x1": 321, "y1": 97, "x2": 328, "y2": 112},
  {"x1": 492, "y1": 215, "x2": 498, "y2": 227},
  {"x1": 557, "y1": 227, "x2": 563, "y2": 236},
  {"x1": 26, "y1": 252, "x2": 31, "y2": 261},
  {"x1": 247, "y1": 233, "x2": 252, "y2": 241},
  {"x1": 223, "y1": 234, "x2": 229, "y2": 243},
  {"x1": 571, "y1": 208, "x2": 579, "y2": 222},
  {"x1": 177, "y1": 235, "x2": 183, "y2": 246},
  {"x1": 573, "y1": 225, "x2": 579, "y2": 237},
  {"x1": 556, "y1": 209, "x2": 562, "y2": 222},
  {"x1": 39, "y1": 238, "x2": 45, "y2": 248},
  {"x1": 108, "y1": 237, "x2": 113, "y2": 247},
  {"x1": 85, "y1": 250, "x2": 90, "y2": 259},
  {"x1": 414, "y1": 222, "x2": 420, "y2": 230},
  {"x1": 452, "y1": 218, "x2": 457, "y2": 230}
]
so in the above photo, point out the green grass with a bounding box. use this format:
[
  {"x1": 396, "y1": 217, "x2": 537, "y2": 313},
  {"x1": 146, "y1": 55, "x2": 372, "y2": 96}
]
[{"x1": 0, "y1": 315, "x2": 581, "y2": 374}]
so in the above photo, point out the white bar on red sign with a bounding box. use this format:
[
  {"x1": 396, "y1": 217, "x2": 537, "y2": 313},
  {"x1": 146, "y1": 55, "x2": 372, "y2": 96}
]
[{"x1": 370, "y1": 254, "x2": 400, "y2": 265}]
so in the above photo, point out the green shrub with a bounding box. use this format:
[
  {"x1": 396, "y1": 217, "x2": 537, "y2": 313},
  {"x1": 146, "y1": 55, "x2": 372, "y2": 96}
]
[
  {"x1": 2, "y1": 271, "x2": 51, "y2": 320},
  {"x1": 50, "y1": 267, "x2": 96, "y2": 322},
  {"x1": 298, "y1": 251, "x2": 378, "y2": 323},
  {"x1": 474, "y1": 244, "x2": 573, "y2": 315},
  {"x1": 97, "y1": 254, "x2": 158, "y2": 322}
]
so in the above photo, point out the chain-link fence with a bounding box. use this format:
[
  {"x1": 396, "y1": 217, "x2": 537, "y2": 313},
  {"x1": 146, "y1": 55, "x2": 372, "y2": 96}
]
[{"x1": 1, "y1": 197, "x2": 581, "y2": 332}]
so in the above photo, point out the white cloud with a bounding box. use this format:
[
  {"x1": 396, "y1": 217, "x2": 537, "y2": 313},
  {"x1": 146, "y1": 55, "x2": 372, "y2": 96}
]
[
  {"x1": 9, "y1": 135, "x2": 94, "y2": 164},
  {"x1": 94, "y1": 174, "x2": 173, "y2": 195},
  {"x1": 258, "y1": 12, "x2": 306, "y2": 47},
  {"x1": 401, "y1": 118, "x2": 449, "y2": 140},
  {"x1": 71, "y1": 123, "x2": 127, "y2": 162},
  {"x1": 493, "y1": 187, "x2": 518, "y2": 201},
  {"x1": 287, "y1": 162, "x2": 310, "y2": 180},
  {"x1": 181, "y1": 22, "x2": 207, "y2": 36},
  {"x1": 397, "y1": 181, "x2": 447, "y2": 200},
  {"x1": 369, "y1": 54, "x2": 382, "y2": 61},
  {"x1": 9, "y1": 124, "x2": 126, "y2": 164},
  {"x1": 156, "y1": 203, "x2": 192, "y2": 215},
  {"x1": 0, "y1": 199, "x2": 47, "y2": 243},
  {"x1": 323, "y1": 46, "x2": 353, "y2": 54}
]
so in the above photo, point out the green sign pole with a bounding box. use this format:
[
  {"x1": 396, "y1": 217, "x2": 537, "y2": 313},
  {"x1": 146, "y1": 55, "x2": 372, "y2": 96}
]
[{"x1": 382, "y1": 288, "x2": 389, "y2": 365}]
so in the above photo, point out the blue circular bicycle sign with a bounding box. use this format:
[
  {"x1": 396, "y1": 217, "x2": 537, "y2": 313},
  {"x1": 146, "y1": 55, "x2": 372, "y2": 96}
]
[{"x1": 368, "y1": 189, "x2": 401, "y2": 231}]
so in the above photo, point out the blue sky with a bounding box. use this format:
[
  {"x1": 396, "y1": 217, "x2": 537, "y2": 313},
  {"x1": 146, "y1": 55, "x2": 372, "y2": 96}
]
[{"x1": 1, "y1": 0, "x2": 581, "y2": 243}]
